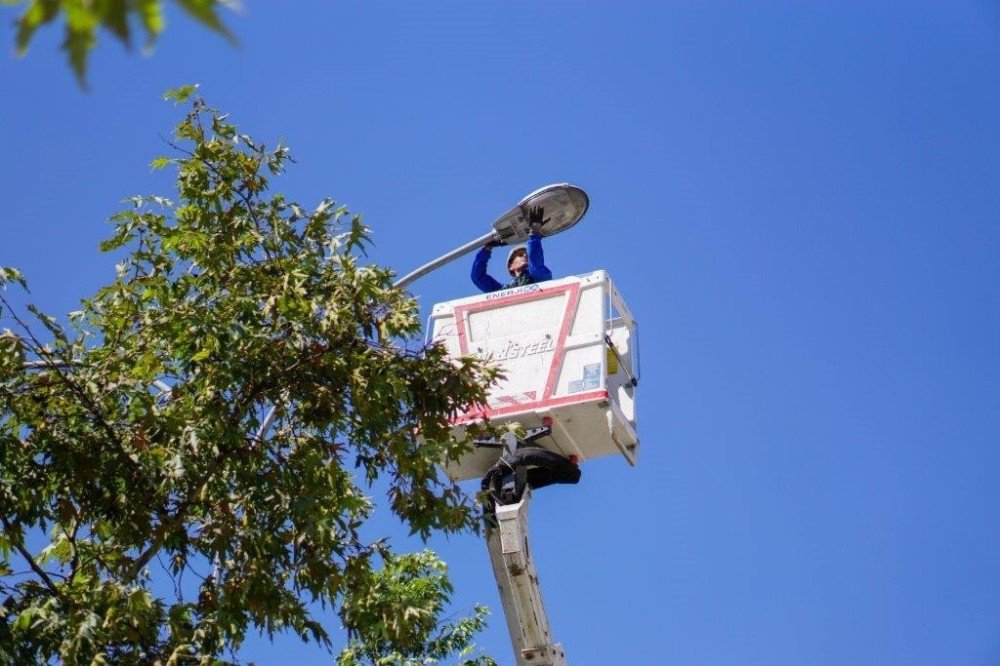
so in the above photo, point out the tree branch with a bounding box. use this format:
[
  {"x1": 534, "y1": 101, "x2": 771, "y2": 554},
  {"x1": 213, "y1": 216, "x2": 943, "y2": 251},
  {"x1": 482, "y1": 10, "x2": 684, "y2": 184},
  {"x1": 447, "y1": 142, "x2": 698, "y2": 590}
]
[
  {"x1": 67, "y1": 510, "x2": 81, "y2": 579},
  {"x1": 0, "y1": 516, "x2": 63, "y2": 598},
  {"x1": 0, "y1": 292, "x2": 143, "y2": 477}
]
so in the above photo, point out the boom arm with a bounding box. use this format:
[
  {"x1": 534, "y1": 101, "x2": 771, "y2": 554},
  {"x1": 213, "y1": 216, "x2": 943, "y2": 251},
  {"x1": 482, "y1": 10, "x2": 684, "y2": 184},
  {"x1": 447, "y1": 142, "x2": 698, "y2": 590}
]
[
  {"x1": 480, "y1": 430, "x2": 580, "y2": 665},
  {"x1": 486, "y1": 488, "x2": 567, "y2": 666}
]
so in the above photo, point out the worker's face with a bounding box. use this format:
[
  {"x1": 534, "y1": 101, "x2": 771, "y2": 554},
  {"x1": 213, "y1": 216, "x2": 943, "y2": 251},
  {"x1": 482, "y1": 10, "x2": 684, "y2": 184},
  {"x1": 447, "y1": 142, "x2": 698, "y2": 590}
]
[{"x1": 508, "y1": 250, "x2": 528, "y2": 275}]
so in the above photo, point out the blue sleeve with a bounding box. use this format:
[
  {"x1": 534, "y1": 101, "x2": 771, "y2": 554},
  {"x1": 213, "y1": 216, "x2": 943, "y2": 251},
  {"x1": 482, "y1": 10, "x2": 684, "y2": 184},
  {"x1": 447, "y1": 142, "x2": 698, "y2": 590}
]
[
  {"x1": 471, "y1": 247, "x2": 503, "y2": 293},
  {"x1": 526, "y1": 234, "x2": 552, "y2": 282}
]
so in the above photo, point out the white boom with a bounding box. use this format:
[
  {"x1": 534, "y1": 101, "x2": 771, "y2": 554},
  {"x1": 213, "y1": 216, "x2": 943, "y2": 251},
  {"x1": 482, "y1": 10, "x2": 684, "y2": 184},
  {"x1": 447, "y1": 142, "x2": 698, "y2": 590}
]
[
  {"x1": 429, "y1": 270, "x2": 640, "y2": 664},
  {"x1": 487, "y1": 488, "x2": 566, "y2": 666}
]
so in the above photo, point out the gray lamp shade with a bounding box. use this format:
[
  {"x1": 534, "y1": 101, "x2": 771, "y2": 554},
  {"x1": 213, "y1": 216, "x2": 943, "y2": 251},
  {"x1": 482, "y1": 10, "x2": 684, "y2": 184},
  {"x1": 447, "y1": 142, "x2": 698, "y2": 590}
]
[{"x1": 490, "y1": 183, "x2": 589, "y2": 246}]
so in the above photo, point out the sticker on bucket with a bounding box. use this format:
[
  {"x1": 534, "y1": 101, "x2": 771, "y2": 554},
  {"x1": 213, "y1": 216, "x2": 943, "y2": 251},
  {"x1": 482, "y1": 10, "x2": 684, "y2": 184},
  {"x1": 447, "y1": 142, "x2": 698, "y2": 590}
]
[{"x1": 568, "y1": 363, "x2": 602, "y2": 393}]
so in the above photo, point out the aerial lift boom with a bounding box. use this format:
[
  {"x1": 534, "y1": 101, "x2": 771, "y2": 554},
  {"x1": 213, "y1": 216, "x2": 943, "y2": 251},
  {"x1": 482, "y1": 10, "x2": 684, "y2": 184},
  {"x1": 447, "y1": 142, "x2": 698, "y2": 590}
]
[
  {"x1": 478, "y1": 427, "x2": 582, "y2": 665},
  {"x1": 488, "y1": 490, "x2": 565, "y2": 666},
  {"x1": 415, "y1": 184, "x2": 640, "y2": 664}
]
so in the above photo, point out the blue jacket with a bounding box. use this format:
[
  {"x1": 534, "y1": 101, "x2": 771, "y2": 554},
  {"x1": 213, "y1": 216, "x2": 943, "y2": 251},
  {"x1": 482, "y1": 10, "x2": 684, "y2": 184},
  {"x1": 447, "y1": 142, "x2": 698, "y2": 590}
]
[{"x1": 471, "y1": 234, "x2": 552, "y2": 293}]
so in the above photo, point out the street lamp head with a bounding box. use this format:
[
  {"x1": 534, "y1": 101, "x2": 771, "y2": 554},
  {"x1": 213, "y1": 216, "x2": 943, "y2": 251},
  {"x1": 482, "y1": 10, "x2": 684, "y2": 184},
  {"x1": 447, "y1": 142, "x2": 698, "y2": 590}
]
[
  {"x1": 392, "y1": 183, "x2": 589, "y2": 290},
  {"x1": 490, "y1": 183, "x2": 589, "y2": 246}
]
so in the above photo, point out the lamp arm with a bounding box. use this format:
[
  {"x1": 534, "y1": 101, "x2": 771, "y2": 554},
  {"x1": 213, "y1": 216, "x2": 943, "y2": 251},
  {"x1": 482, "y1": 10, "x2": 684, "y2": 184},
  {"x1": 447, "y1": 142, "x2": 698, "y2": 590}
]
[{"x1": 393, "y1": 230, "x2": 498, "y2": 290}]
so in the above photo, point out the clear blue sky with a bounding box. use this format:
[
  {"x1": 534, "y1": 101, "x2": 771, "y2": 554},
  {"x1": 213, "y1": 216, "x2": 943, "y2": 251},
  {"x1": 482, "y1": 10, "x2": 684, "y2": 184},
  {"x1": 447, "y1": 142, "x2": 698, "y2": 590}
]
[{"x1": 3, "y1": 2, "x2": 1000, "y2": 664}]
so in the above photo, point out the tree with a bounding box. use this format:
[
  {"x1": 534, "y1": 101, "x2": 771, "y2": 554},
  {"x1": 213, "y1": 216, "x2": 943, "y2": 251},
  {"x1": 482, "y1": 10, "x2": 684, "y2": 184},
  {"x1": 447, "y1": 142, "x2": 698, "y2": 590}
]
[
  {"x1": 0, "y1": 85, "x2": 499, "y2": 664},
  {"x1": 3, "y1": 0, "x2": 235, "y2": 87}
]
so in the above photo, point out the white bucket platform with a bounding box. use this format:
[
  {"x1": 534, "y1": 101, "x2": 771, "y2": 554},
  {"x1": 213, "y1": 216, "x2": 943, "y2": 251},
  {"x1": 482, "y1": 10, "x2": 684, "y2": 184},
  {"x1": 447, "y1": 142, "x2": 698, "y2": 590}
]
[{"x1": 429, "y1": 270, "x2": 640, "y2": 481}]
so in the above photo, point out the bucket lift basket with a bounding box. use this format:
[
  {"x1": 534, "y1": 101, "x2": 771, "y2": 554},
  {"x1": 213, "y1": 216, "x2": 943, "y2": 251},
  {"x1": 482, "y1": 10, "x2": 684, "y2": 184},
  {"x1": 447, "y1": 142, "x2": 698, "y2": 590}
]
[{"x1": 428, "y1": 270, "x2": 640, "y2": 481}]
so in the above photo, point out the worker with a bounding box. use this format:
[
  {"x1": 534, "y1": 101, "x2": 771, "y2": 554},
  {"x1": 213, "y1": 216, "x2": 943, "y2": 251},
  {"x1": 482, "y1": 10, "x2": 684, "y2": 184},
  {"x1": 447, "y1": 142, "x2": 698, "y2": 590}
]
[{"x1": 471, "y1": 206, "x2": 552, "y2": 293}]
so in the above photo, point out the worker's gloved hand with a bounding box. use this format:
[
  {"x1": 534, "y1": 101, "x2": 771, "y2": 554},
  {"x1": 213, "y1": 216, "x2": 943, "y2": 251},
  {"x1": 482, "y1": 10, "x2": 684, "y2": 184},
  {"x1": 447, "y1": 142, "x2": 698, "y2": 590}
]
[
  {"x1": 528, "y1": 205, "x2": 546, "y2": 234},
  {"x1": 484, "y1": 239, "x2": 499, "y2": 250}
]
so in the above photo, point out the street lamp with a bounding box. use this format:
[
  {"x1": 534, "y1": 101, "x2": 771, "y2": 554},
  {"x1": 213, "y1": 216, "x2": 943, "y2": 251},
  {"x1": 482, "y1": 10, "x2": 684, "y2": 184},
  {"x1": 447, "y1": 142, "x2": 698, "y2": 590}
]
[{"x1": 393, "y1": 183, "x2": 589, "y2": 289}]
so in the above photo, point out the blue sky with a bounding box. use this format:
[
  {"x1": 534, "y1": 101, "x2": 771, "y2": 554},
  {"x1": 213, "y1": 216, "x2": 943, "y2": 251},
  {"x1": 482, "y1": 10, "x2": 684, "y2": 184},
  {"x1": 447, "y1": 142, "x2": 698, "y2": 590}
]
[{"x1": 3, "y1": 2, "x2": 1000, "y2": 664}]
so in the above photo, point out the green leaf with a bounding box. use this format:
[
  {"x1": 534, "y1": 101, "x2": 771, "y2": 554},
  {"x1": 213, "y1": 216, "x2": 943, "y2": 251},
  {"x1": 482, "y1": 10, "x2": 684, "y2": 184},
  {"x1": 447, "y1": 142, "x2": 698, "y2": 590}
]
[
  {"x1": 190, "y1": 348, "x2": 211, "y2": 362},
  {"x1": 162, "y1": 83, "x2": 199, "y2": 103},
  {"x1": 137, "y1": 0, "x2": 165, "y2": 39},
  {"x1": 10, "y1": 0, "x2": 237, "y2": 85},
  {"x1": 14, "y1": 0, "x2": 59, "y2": 56},
  {"x1": 0, "y1": 266, "x2": 28, "y2": 290},
  {"x1": 97, "y1": 0, "x2": 131, "y2": 46},
  {"x1": 61, "y1": 4, "x2": 99, "y2": 87},
  {"x1": 12, "y1": 608, "x2": 35, "y2": 633},
  {"x1": 174, "y1": 0, "x2": 236, "y2": 43},
  {"x1": 150, "y1": 156, "x2": 171, "y2": 170}
]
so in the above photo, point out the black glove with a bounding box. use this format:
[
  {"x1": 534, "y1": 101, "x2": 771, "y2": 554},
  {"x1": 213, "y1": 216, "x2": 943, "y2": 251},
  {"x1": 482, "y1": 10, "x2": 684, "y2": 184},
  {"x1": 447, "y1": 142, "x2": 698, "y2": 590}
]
[
  {"x1": 528, "y1": 205, "x2": 546, "y2": 234},
  {"x1": 484, "y1": 240, "x2": 499, "y2": 250}
]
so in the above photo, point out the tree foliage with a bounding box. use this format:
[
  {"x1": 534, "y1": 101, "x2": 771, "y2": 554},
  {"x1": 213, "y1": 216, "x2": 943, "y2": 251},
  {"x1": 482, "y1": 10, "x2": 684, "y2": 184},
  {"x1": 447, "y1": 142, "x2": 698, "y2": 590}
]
[
  {"x1": 337, "y1": 551, "x2": 494, "y2": 666},
  {"x1": 3, "y1": 0, "x2": 235, "y2": 86},
  {"x1": 0, "y1": 86, "x2": 499, "y2": 664}
]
